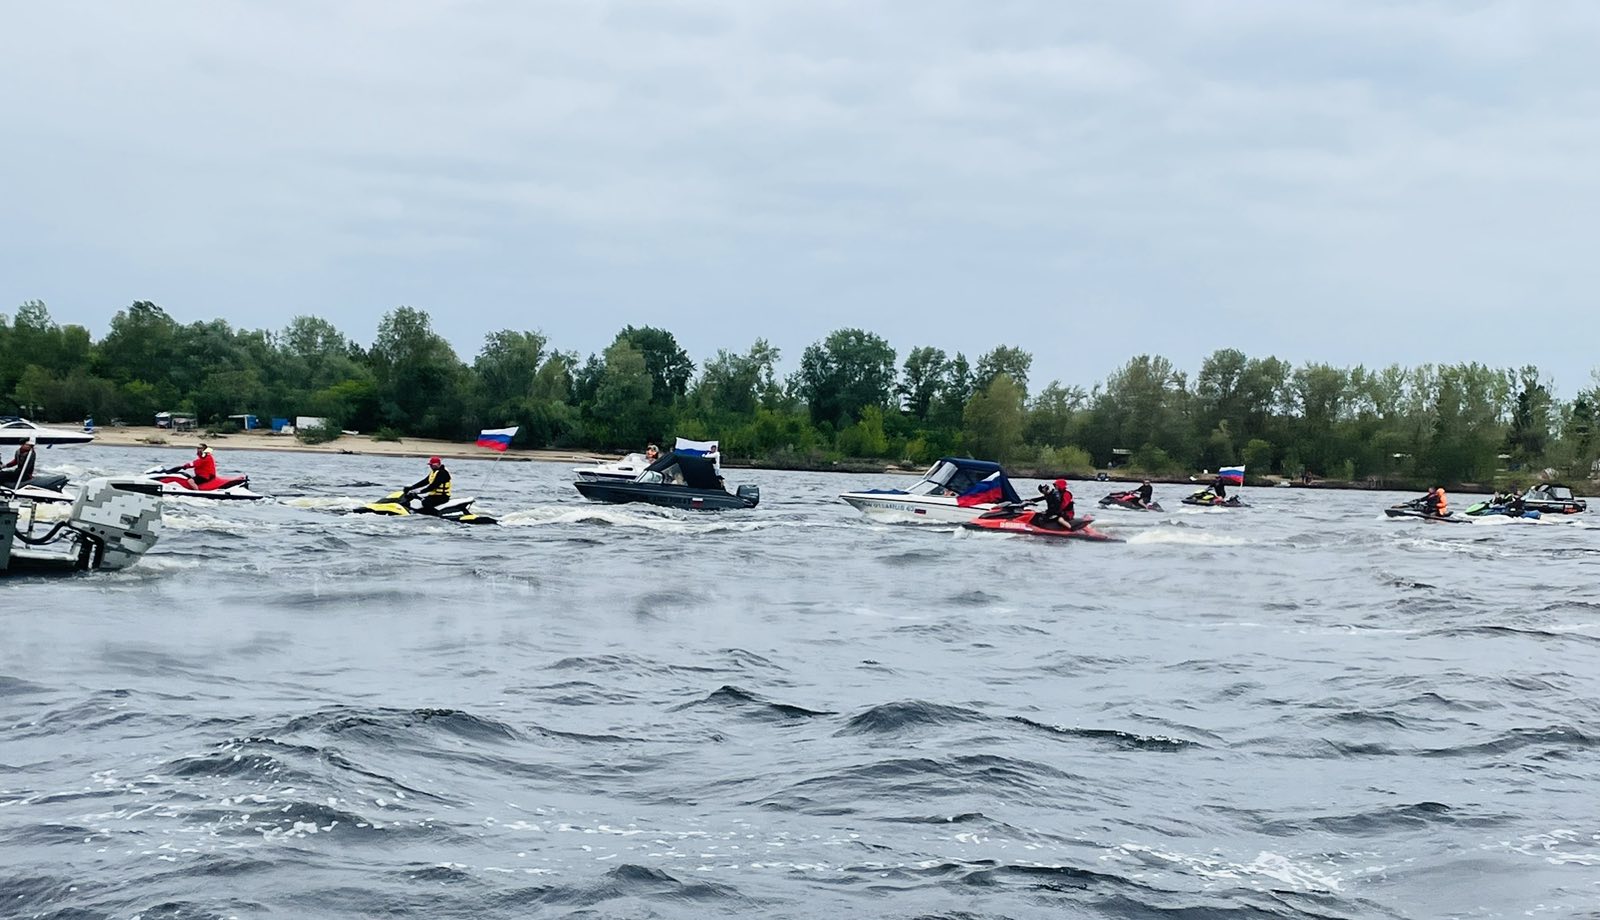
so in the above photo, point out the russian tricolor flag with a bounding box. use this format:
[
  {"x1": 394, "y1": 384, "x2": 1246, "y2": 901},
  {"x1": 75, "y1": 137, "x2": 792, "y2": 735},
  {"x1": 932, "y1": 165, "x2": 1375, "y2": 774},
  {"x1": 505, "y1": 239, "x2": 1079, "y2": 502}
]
[
  {"x1": 476, "y1": 426, "x2": 518, "y2": 451},
  {"x1": 956, "y1": 472, "x2": 1006, "y2": 507},
  {"x1": 1219, "y1": 465, "x2": 1245, "y2": 485}
]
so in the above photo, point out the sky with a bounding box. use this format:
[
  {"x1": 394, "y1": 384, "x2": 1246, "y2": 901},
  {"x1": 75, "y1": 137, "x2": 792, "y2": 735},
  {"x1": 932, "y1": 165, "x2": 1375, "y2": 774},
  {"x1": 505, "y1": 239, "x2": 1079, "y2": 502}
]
[{"x1": 3, "y1": 1, "x2": 1599, "y2": 395}]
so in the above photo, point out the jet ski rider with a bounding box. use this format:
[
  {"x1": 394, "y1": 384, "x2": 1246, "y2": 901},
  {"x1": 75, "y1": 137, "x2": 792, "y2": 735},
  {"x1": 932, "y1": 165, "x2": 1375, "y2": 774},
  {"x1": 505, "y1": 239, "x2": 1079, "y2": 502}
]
[
  {"x1": 1193, "y1": 475, "x2": 1227, "y2": 504},
  {"x1": 1, "y1": 440, "x2": 36, "y2": 489},
  {"x1": 1028, "y1": 478, "x2": 1075, "y2": 529},
  {"x1": 1135, "y1": 480, "x2": 1154, "y2": 508},
  {"x1": 405, "y1": 456, "x2": 452, "y2": 513},
  {"x1": 182, "y1": 442, "x2": 217, "y2": 485},
  {"x1": 1422, "y1": 486, "x2": 1448, "y2": 517}
]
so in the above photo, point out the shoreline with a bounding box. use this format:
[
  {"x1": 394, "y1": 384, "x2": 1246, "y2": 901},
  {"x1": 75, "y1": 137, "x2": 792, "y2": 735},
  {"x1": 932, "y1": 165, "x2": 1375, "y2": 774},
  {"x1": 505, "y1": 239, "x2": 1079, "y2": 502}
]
[{"x1": 62, "y1": 427, "x2": 1519, "y2": 492}]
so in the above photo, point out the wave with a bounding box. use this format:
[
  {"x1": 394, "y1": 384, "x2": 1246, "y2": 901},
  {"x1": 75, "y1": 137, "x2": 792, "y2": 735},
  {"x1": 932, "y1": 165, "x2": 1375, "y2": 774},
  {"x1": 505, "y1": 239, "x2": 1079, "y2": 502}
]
[
  {"x1": 1009, "y1": 716, "x2": 1202, "y2": 751},
  {"x1": 672, "y1": 685, "x2": 834, "y2": 721},
  {"x1": 837, "y1": 700, "x2": 985, "y2": 735},
  {"x1": 279, "y1": 706, "x2": 523, "y2": 744}
]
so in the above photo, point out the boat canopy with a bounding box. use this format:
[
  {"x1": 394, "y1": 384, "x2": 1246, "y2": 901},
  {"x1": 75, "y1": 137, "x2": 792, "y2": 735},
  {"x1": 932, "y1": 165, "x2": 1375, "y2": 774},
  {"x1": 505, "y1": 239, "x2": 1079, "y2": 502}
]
[
  {"x1": 1528, "y1": 483, "x2": 1575, "y2": 501},
  {"x1": 922, "y1": 457, "x2": 1021, "y2": 504},
  {"x1": 640, "y1": 451, "x2": 724, "y2": 490}
]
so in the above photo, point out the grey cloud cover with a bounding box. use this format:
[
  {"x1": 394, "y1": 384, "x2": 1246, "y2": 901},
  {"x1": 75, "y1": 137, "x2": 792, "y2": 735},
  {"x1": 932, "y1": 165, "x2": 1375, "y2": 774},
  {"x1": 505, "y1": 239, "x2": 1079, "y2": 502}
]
[{"x1": 4, "y1": 1, "x2": 1598, "y2": 391}]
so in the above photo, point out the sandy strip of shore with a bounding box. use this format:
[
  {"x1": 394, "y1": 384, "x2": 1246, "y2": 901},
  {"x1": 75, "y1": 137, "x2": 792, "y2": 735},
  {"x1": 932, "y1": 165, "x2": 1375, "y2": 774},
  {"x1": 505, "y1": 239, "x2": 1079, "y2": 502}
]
[{"x1": 80, "y1": 426, "x2": 604, "y2": 465}]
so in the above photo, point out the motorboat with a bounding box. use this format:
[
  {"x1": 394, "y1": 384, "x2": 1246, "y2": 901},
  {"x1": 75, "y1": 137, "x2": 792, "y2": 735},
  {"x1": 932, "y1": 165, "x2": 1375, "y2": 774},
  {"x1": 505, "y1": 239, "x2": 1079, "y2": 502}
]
[
  {"x1": 574, "y1": 450, "x2": 758, "y2": 511},
  {"x1": 962, "y1": 504, "x2": 1121, "y2": 542},
  {"x1": 141, "y1": 465, "x2": 265, "y2": 500},
  {"x1": 574, "y1": 438, "x2": 723, "y2": 482},
  {"x1": 354, "y1": 491, "x2": 497, "y2": 524},
  {"x1": 1521, "y1": 483, "x2": 1586, "y2": 515},
  {"x1": 0, "y1": 416, "x2": 95, "y2": 446},
  {"x1": 839, "y1": 457, "x2": 1020, "y2": 523},
  {"x1": 1, "y1": 478, "x2": 163, "y2": 575}
]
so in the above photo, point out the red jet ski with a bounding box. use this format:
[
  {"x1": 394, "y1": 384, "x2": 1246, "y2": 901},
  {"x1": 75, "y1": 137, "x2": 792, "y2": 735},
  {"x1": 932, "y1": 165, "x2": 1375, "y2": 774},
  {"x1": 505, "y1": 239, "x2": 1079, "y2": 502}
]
[
  {"x1": 962, "y1": 504, "x2": 1122, "y2": 542},
  {"x1": 142, "y1": 466, "x2": 264, "y2": 500}
]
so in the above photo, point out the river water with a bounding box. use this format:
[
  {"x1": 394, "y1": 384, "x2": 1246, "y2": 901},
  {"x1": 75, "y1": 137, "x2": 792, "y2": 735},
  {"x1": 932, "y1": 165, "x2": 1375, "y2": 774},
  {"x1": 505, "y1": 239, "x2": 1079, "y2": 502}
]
[{"x1": 4, "y1": 446, "x2": 1598, "y2": 919}]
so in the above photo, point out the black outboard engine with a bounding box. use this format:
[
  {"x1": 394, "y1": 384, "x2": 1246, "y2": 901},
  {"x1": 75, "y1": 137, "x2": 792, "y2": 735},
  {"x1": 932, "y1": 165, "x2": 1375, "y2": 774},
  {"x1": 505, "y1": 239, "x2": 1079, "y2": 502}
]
[{"x1": 736, "y1": 484, "x2": 760, "y2": 508}]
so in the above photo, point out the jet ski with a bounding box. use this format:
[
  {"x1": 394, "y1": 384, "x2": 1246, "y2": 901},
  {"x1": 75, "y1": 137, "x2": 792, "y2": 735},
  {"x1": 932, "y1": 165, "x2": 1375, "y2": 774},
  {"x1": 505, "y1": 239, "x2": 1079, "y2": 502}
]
[
  {"x1": 143, "y1": 466, "x2": 264, "y2": 500},
  {"x1": 3, "y1": 473, "x2": 74, "y2": 504},
  {"x1": 354, "y1": 491, "x2": 497, "y2": 524},
  {"x1": 961, "y1": 504, "x2": 1121, "y2": 542},
  {"x1": 1463, "y1": 500, "x2": 1540, "y2": 519},
  {"x1": 1384, "y1": 498, "x2": 1467, "y2": 523},
  {"x1": 1099, "y1": 490, "x2": 1163, "y2": 512},
  {"x1": 1181, "y1": 489, "x2": 1246, "y2": 508}
]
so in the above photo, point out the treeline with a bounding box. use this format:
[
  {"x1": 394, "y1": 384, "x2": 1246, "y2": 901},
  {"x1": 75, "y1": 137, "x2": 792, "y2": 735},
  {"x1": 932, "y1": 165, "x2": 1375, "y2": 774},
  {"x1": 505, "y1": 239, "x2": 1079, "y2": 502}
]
[{"x1": 4, "y1": 299, "x2": 1598, "y2": 487}]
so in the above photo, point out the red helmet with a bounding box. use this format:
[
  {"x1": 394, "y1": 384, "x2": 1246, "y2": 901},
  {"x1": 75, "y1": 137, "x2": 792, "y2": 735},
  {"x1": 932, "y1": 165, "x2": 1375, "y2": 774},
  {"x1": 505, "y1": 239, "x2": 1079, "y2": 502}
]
[
  {"x1": 428, "y1": 456, "x2": 442, "y2": 465},
  {"x1": 1054, "y1": 478, "x2": 1068, "y2": 492}
]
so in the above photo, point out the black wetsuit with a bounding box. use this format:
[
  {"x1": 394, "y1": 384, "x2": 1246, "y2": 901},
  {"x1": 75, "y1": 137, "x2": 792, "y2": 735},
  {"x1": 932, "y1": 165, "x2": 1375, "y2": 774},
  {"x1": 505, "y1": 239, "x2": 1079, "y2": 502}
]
[
  {"x1": 1211, "y1": 480, "x2": 1227, "y2": 501},
  {"x1": 1032, "y1": 488, "x2": 1066, "y2": 528},
  {"x1": 1135, "y1": 483, "x2": 1153, "y2": 505},
  {"x1": 406, "y1": 468, "x2": 452, "y2": 512}
]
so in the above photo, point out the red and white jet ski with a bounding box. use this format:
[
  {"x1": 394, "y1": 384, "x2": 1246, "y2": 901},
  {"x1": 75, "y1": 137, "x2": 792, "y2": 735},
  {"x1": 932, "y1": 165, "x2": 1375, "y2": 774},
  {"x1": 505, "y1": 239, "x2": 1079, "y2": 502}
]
[
  {"x1": 142, "y1": 465, "x2": 265, "y2": 500},
  {"x1": 962, "y1": 504, "x2": 1122, "y2": 542}
]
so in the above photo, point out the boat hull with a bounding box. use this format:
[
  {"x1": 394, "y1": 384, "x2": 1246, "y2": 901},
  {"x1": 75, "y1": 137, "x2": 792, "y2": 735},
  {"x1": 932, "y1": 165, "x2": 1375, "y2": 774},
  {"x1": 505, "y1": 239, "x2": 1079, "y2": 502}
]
[
  {"x1": 838, "y1": 493, "x2": 994, "y2": 523},
  {"x1": 576, "y1": 480, "x2": 756, "y2": 511}
]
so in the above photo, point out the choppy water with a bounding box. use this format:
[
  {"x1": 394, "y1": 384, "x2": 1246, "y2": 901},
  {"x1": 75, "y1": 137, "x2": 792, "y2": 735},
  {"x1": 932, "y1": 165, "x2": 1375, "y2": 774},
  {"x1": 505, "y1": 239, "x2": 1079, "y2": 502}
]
[{"x1": 5, "y1": 446, "x2": 1600, "y2": 919}]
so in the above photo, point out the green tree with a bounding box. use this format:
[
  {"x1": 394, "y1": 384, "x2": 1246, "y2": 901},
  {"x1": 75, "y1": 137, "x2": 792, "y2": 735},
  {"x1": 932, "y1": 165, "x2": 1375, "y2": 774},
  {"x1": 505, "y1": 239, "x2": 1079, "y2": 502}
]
[
  {"x1": 96, "y1": 301, "x2": 178, "y2": 386},
  {"x1": 587, "y1": 340, "x2": 656, "y2": 447},
  {"x1": 963, "y1": 374, "x2": 1026, "y2": 464},
  {"x1": 795, "y1": 329, "x2": 896, "y2": 427},
  {"x1": 615, "y1": 326, "x2": 694, "y2": 406},
  {"x1": 369, "y1": 307, "x2": 465, "y2": 433},
  {"x1": 974, "y1": 346, "x2": 1033, "y2": 398},
  {"x1": 896, "y1": 346, "x2": 949, "y2": 421}
]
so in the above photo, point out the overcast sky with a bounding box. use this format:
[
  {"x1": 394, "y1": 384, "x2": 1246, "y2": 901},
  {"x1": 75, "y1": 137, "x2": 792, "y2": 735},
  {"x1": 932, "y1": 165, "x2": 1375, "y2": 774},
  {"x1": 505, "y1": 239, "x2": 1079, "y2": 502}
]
[{"x1": 3, "y1": 1, "x2": 1598, "y2": 395}]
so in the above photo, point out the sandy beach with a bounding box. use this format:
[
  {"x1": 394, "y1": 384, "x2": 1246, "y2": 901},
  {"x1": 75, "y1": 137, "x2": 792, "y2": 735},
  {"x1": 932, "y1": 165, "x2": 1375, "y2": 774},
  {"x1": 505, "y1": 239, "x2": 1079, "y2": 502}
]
[{"x1": 82, "y1": 425, "x2": 601, "y2": 465}]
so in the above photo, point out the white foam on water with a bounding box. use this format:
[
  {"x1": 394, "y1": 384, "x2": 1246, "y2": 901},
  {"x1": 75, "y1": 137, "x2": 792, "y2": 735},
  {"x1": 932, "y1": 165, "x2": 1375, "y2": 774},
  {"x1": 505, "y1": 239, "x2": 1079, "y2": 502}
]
[
  {"x1": 1106, "y1": 842, "x2": 1352, "y2": 893},
  {"x1": 1127, "y1": 529, "x2": 1249, "y2": 547},
  {"x1": 497, "y1": 505, "x2": 771, "y2": 534}
]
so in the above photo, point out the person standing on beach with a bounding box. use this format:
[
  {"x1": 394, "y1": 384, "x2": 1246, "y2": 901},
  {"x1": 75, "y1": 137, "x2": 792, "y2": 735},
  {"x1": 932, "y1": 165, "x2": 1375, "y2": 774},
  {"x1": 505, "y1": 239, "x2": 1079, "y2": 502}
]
[{"x1": 404, "y1": 456, "x2": 452, "y2": 513}]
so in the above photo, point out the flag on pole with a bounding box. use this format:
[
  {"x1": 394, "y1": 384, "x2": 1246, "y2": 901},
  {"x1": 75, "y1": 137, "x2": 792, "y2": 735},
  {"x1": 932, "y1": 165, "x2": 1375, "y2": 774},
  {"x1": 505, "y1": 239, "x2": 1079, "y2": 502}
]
[
  {"x1": 1218, "y1": 465, "x2": 1245, "y2": 485},
  {"x1": 476, "y1": 426, "x2": 518, "y2": 452}
]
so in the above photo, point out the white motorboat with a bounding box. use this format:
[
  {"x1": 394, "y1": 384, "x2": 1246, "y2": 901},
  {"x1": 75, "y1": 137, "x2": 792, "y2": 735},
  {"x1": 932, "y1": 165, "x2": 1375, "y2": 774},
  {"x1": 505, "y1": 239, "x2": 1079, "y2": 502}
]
[
  {"x1": 840, "y1": 457, "x2": 1022, "y2": 524},
  {"x1": 0, "y1": 417, "x2": 95, "y2": 445},
  {"x1": 1, "y1": 477, "x2": 163, "y2": 575},
  {"x1": 574, "y1": 452, "x2": 654, "y2": 482}
]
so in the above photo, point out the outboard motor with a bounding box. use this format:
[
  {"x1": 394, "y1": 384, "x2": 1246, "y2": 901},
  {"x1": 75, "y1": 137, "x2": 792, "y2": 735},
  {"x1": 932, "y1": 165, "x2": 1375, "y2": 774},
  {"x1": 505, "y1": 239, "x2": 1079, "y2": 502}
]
[
  {"x1": 67, "y1": 477, "x2": 163, "y2": 570},
  {"x1": 736, "y1": 484, "x2": 760, "y2": 508}
]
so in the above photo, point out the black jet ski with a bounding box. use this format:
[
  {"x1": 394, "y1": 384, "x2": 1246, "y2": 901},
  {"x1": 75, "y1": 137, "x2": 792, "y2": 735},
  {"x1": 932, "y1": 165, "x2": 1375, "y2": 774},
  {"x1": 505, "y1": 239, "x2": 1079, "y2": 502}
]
[
  {"x1": 354, "y1": 491, "x2": 497, "y2": 524},
  {"x1": 1384, "y1": 498, "x2": 1467, "y2": 523},
  {"x1": 574, "y1": 450, "x2": 758, "y2": 511},
  {"x1": 5, "y1": 473, "x2": 73, "y2": 504},
  {"x1": 1463, "y1": 500, "x2": 1540, "y2": 519},
  {"x1": 1181, "y1": 489, "x2": 1245, "y2": 508},
  {"x1": 962, "y1": 504, "x2": 1121, "y2": 542},
  {"x1": 1099, "y1": 489, "x2": 1163, "y2": 512}
]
